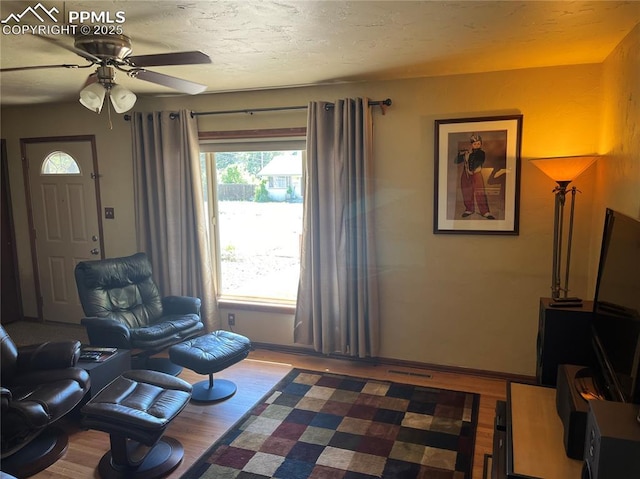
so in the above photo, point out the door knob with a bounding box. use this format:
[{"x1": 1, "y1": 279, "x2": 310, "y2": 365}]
[
  {"x1": 92, "y1": 235, "x2": 99, "y2": 242},
  {"x1": 90, "y1": 248, "x2": 99, "y2": 255}
]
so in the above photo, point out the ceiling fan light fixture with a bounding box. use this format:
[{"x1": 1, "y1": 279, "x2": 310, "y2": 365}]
[
  {"x1": 109, "y1": 84, "x2": 137, "y2": 113},
  {"x1": 79, "y1": 82, "x2": 106, "y2": 113}
]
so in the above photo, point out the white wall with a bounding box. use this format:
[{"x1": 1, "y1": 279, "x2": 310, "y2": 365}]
[{"x1": 3, "y1": 26, "x2": 637, "y2": 375}]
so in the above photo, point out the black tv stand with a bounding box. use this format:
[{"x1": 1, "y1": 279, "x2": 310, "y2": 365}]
[{"x1": 536, "y1": 298, "x2": 595, "y2": 386}]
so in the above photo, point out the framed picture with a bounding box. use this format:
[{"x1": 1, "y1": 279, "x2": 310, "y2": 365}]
[{"x1": 434, "y1": 115, "x2": 522, "y2": 235}]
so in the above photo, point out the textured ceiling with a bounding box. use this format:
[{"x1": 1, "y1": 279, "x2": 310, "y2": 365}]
[{"x1": 1, "y1": 1, "x2": 639, "y2": 106}]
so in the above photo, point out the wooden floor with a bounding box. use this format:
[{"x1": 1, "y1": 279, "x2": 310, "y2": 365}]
[{"x1": 28, "y1": 348, "x2": 507, "y2": 479}]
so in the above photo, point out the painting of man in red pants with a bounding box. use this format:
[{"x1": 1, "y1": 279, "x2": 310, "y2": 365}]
[{"x1": 454, "y1": 134, "x2": 495, "y2": 219}]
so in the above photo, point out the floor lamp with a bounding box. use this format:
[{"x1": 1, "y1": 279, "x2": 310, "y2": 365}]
[{"x1": 530, "y1": 156, "x2": 597, "y2": 304}]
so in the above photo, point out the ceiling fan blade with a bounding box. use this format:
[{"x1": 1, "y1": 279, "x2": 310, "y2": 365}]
[
  {"x1": 132, "y1": 69, "x2": 207, "y2": 95},
  {"x1": 126, "y1": 51, "x2": 211, "y2": 67},
  {"x1": 1, "y1": 64, "x2": 83, "y2": 72},
  {"x1": 33, "y1": 34, "x2": 102, "y2": 63}
]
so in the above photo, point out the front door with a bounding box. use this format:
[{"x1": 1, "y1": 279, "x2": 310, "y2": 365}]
[{"x1": 22, "y1": 136, "x2": 103, "y2": 324}]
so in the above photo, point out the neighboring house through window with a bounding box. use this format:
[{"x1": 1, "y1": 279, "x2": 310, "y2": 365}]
[
  {"x1": 200, "y1": 134, "x2": 305, "y2": 304},
  {"x1": 257, "y1": 153, "x2": 303, "y2": 201}
]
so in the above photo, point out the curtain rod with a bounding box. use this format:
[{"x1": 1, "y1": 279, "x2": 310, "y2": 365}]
[
  {"x1": 192, "y1": 98, "x2": 392, "y2": 117},
  {"x1": 123, "y1": 98, "x2": 392, "y2": 121}
]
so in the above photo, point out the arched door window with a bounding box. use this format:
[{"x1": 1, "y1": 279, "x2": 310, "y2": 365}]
[{"x1": 41, "y1": 151, "x2": 81, "y2": 175}]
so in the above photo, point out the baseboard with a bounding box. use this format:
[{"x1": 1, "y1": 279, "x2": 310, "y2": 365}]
[
  {"x1": 11, "y1": 317, "x2": 81, "y2": 326},
  {"x1": 251, "y1": 342, "x2": 536, "y2": 383},
  {"x1": 4, "y1": 323, "x2": 534, "y2": 383}
]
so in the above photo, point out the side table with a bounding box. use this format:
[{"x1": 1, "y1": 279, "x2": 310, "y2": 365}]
[
  {"x1": 505, "y1": 382, "x2": 583, "y2": 478},
  {"x1": 79, "y1": 349, "x2": 131, "y2": 398}
]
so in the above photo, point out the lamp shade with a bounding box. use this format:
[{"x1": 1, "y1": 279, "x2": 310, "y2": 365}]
[
  {"x1": 109, "y1": 84, "x2": 137, "y2": 113},
  {"x1": 79, "y1": 83, "x2": 106, "y2": 113},
  {"x1": 530, "y1": 156, "x2": 597, "y2": 183}
]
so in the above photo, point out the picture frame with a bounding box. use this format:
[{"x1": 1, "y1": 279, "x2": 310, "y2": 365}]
[{"x1": 434, "y1": 115, "x2": 522, "y2": 235}]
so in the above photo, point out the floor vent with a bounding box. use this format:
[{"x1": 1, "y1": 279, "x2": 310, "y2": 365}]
[{"x1": 388, "y1": 369, "x2": 433, "y2": 379}]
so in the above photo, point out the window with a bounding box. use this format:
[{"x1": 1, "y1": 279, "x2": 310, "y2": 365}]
[
  {"x1": 201, "y1": 136, "x2": 305, "y2": 303},
  {"x1": 41, "y1": 151, "x2": 81, "y2": 175},
  {"x1": 270, "y1": 176, "x2": 288, "y2": 189}
]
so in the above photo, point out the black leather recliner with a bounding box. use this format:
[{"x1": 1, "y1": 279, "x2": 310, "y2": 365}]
[
  {"x1": 0, "y1": 325, "x2": 91, "y2": 477},
  {"x1": 74, "y1": 252, "x2": 204, "y2": 372}
]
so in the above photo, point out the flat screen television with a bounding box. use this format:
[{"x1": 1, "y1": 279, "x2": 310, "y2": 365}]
[{"x1": 591, "y1": 208, "x2": 640, "y2": 404}]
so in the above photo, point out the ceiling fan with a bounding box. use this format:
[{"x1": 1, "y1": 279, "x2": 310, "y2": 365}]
[{"x1": 0, "y1": 34, "x2": 211, "y2": 113}]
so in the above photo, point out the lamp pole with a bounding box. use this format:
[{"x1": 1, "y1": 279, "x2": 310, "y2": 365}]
[
  {"x1": 564, "y1": 186, "x2": 578, "y2": 298},
  {"x1": 552, "y1": 181, "x2": 581, "y2": 302},
  {"x1": 552, "y1": 181, "x2": 570, "y2": 299}
]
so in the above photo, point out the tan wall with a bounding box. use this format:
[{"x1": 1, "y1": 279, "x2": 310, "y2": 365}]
[
  {"x1": 589, "y1": 24, "x2": 640, "y2": 281},
  {"x1": 3, "y1": 29, "x2": 637, "y2": 375}
]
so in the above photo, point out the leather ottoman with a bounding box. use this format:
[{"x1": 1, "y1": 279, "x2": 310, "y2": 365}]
[
  {"x1": 81, "y1": 369, "x2": 192, "y2": 479},
  {"x1": 169, "y1": 330, "x2": 251, "y2": 402}
]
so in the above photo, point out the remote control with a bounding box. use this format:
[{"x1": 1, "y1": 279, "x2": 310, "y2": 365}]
[
  {"x1": 80, "y1": 351, "x2": 102, "y2": 361},
  {"x1": 552, "y1": 296, "x2": 582, "y2": 302},
  {"x1": 549, "y1": 301, "x2": 583, "y2": 308},
  {"x1": 82, "y1": 346, "x2": 117, "y2": 353}
]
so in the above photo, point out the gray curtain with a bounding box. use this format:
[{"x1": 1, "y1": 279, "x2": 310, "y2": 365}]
[
  {"x1": 131, "y1": 110, "x2": 217, "y2": 330},
  {"x1": 294, "y1": 98, "x2": 380, "y2": 357}
]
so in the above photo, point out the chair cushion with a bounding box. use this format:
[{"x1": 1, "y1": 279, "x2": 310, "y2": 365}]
[
  {"x1": 15, "y1": 341, "x2": 82, "y2": 373},
  {"x1": 1, "y1": 368, "x2": 90, "y2": 458},
  {"x1": 77, "y1": 252, "x2": 154, "y2": 289},
  {"x1": 129, "y1": 314, "x2": 203, "y2": 349},
  {"x1": 75, "y1": 253, "x2": 163, "y2": 327},
  {"x1": 8, "y1": 373, "x2": 89, "y2": 421}
]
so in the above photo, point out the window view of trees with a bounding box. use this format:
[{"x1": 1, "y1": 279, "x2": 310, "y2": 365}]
[{"x1": 201, "y1": 149, "x2": 303, "y2": 301}]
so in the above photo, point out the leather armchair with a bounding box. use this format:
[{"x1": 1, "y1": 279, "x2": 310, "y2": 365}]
[
  {"x1": 0, "y1": 325, "x2": 90, "y2": 476},
  {"x1": 74, "y1": 252, "x2": 204, "y2": 369}
]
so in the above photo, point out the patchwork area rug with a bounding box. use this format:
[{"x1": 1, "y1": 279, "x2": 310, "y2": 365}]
[{"x1": 183, "y1": 369, "x2": 479, "y2": 479}]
